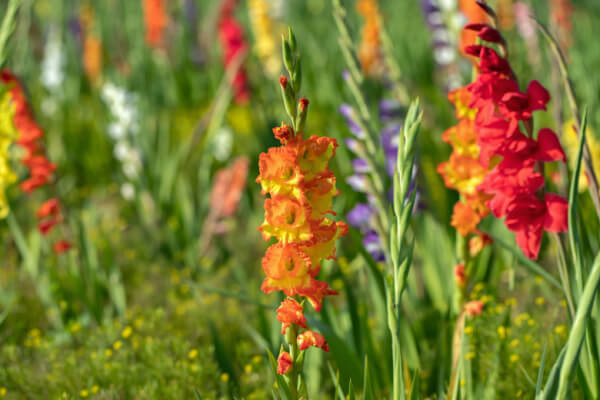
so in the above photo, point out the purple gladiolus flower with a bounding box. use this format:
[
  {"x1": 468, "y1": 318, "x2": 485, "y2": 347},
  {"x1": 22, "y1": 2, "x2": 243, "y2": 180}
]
[{"x1": 347, "y1": 204, "x2": 373, "y2": 230}]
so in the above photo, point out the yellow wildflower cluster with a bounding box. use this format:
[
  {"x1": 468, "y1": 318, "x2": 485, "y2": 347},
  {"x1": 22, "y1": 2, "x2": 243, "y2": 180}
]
[
  {"x1": 248, "y1": 0, "x2": 284, "y2": 77},
  {"x1": 0, "y1": 91, "x2": 17, "y2": 219}
]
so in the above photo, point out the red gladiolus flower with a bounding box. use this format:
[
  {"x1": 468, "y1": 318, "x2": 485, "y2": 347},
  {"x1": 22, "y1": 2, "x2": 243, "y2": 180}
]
[
  {"x1": 277, "y1": 351, "x2": 293, "y2": 375},
  {"x1": 462, "y1": 19, "x2": 568, "y2": 259},
  {"x1": 38, "y1": 217, "x2": 60, "y2": 236},
  {"x1": 276, "y1": 298, "x2": 308, "y2": 334},
  {"x1": 454, "y1": 264, "x2": 466, "y2": 288},
  {"x1": 37, "y1": 198, "x2": 60, "y2": 218},
  {"x1": 53, "y1": 240, "x2": 72, "y2": 254},
  {"x1": 465, "y1": 300, "x2": 484, "y2": 316},
  {"x1": 218, "y1": 0, "x2": 250, "y2": 105},
  {"x1": 2, "y1": 69, "x2": 72, "y2": 253},
  {"x1": 297, "y1": 330, "x2": 329, "y2": 352},
  {"x1": 142, "y1": 0, "x2": 168, "y2": 47}
]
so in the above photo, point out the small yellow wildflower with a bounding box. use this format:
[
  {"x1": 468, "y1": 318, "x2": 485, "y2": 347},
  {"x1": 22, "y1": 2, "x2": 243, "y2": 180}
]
[
  {"x1": 0, "y1": 387, "x2": 6, "y2": 397},
  {"x1": 104, "y1": 349, "x2": 113, "y2": 358},
  {"x1": 252, "y1": 355, "x2": 262, "y2": 364},
  {"x1": 497, "y1": 326, "x2": 507, "y2": 339},
  {"x1": 80, "y1": 389, "x2": 89, "y2": 397},
  {"x1": 460, "y1": 379, "x2": 466, "y2": 387},
  {"x1": 70, "y1": 323, "x2": 82, "y2": 333},
  {"x1": 510, "y1": 354, "x2": 519, "y2": 363},
  {"x1": 555, "y1": 325, "x2": 567, "y2": 336},
  {"x1": 535, "y1": 297, "x2": 545, "y2": 306},
  {"x1": 221, "y1": 373, "x2": 230, "y2": 383},
  {"x1": 510, "y1": 339, "x2": 519, "y2": 348},
  {"x1": 505, "y1": 297, "x2": 517, "y2": 307},
  {"x1": 465, "y1": 352, "x2": 475, "y2": 359},
  {"x1": 464, "y1": 326, "x2": 474, "y2": 335},
  {"x1": 113, "y1": 340, "x2": 122, "y2": 350},
  {"x1": 515, "y1": 313, "x2": 530, "y2": 326},
  {"x1": 528, "y1": 319, "x2": 535, "y2": 327},
  {"x1": 91, "y1": 385, "x2": 99, "y2": 394},
  {"x1": 479, "y1": 295, "x2": 493, "y2": 304},
  {"x1": 121, "y1": 326, "x2": 132, "y2": 339},
  {"x1": 244, "y1": 364, "x2": 252, "y2": 374},
  {"x1": 188, "y1": 349, "x2": 198, "y2": 360}
]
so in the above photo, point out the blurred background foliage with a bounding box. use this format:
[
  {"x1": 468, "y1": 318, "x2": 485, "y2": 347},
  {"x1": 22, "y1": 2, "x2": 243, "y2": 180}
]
[{"x1": 0, "y1": 0, "x2": 599, "y2": 398}]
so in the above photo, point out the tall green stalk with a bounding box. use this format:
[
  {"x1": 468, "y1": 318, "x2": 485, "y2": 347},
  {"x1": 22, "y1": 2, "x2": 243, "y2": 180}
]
[
  {"x1": 0, "y1": 0, "x2": 21, "y2": 68},
  {"x1": 330, "y1": 2, "x2": 421, "y2": 397},
  {"x1": 388, "y1": 100, "x2": 421, "y2": 399}
]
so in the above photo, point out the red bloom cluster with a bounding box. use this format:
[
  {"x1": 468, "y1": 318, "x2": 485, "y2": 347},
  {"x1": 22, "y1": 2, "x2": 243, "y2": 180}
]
[
  {"x1": 218, "y1": 0, "x2": 250, "y2": 105},
  {"x1": 1, "y1": 70, "x2": 71, "y2": 254},
  {"x1": 463, "y1": 22, "x2": 568, "y2": 259},
  {"x1": 142, "y1": 0, "x2": 168, "y2": 48}
]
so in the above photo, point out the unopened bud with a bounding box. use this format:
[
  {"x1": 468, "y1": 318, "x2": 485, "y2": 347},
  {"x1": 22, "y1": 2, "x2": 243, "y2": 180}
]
[
  {"x1": 288, "y1": 27, "x2": 297, "y2": 53},
  {"x1": 273, "y1": 123, "x2": 294, "y2": 143},
  {"x1": 454, "y1": 263, "x2": 466, "y2": 288},
  {"x1": 292, "y1": 59, "x2": 302, "y2": 92},
  {"x1": 279, "y1": 76, "x2": 288, "y2": 89},
  {"x1": 282, "y1": 36, "x2": 294, "y2": 75},
  {"x1": 280, "y1": 76, "x2": 296, "y2": 121},
  {"x1": 296, "y1": 98, "x2": 309, "y2": 134}
]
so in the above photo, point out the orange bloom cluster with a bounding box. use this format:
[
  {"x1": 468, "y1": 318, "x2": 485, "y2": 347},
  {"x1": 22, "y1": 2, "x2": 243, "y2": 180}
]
[
  {"x1": 257, "y1": 120, "x2": 347, "y2": 371},
  {"x1": 80, "y1": 4, "x2": 102, "y2": 83},
  {"x1": 550, "y1": 0, "x2": 573, "y2": 49},
  {"x1": 438, "y1": 87, "x2": 492, "y2": 254},
  {"x1": 1, "y1": 70, "x2": 71, "y2": 254},
  {"x1": 356, "y1": 0, "x2": 384, "y2": 77},
  {"x1": 209, "y1": 156, "x2": 249, "y2": 219},
  {"x1": 142, "y1": 0, "x2": 168, "y2": 48}
]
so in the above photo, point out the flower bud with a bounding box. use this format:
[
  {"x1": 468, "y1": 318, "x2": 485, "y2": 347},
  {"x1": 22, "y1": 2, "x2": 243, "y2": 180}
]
[
  {"x1": 279, "y1": 76, "x2": 296, "y2": 121},
  {"x1": 296, "y1": 98, "x2": 309, "y2": 134},
  {"x1": 282, "y1": 36, "x2": 294, "y2": 76}
]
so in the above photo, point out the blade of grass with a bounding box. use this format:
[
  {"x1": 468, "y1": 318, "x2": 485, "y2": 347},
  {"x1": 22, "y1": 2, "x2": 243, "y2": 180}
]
[
  {"x1": 568, "y1": 108, "x2": 587, "y2": 296},
  {"x1": 555, "y1": 252, "x2": 600, "y2": 399}
]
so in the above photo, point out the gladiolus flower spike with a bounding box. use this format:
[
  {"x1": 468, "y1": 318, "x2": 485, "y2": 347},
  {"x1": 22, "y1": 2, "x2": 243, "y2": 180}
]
[
  {"x1": 1, "y1": 70, "x2": 72, "y2": 254},
  {"x1": 439, "y1": 3, "x2": 568, "y2": 260},
  {"x1": 258, "y1": 30, "x2": 347, "y2": 386}
]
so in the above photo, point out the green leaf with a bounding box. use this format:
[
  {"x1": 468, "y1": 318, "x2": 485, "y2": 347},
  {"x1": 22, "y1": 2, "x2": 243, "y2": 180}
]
[
  {"x1": 362, "y1": 355, "x2": 374, "y2": 400},
  {"x1": 535, "y1": 344, "x2": 548, "y2": 396},
  {"x1": 327, "y1": 363, "x2": 346, "y2": 400},
  {"x1": 568, "y1": 107, "x2": 587, "y2": 296},
  {"x1": 489, "y1": 233, "x2": 562, "y2": 292}
]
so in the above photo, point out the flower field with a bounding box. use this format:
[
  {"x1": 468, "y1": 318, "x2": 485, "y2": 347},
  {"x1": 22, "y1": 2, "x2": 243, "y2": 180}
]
[{"x1": 1, "y1": 0, "x2": 600, "y2": 398}]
